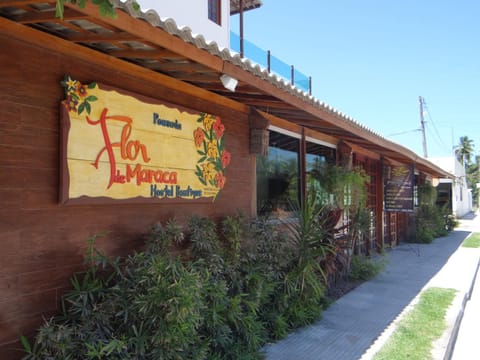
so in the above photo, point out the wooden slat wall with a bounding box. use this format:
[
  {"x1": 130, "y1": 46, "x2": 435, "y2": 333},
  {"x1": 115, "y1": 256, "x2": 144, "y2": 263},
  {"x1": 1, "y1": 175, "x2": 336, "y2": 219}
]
[{"x1": 0, "y1": 34, "x2": 254, "y2": 357}]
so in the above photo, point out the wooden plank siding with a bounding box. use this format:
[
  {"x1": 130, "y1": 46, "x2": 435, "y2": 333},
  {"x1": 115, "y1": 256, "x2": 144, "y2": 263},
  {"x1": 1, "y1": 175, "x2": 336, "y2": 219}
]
[{"x1": 0, "y1": 32, "x2": 255, "y2": 354}]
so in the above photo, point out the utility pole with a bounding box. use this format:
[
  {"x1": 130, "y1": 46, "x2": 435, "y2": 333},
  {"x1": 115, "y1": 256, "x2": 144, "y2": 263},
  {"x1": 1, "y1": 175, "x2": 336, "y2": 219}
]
[
  {"x1": 239, "y1": 0, "x2": 244, "y2": 58},
  {"x1": 419, "y1": 96, "x2": 428, "y2": 158}
]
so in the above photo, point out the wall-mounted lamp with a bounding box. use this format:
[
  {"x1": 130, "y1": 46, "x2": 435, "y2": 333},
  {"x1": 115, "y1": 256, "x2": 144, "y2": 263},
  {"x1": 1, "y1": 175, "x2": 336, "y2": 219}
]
[{"x1": 220, "y1": 74, "x2": 238, "y2": 92}]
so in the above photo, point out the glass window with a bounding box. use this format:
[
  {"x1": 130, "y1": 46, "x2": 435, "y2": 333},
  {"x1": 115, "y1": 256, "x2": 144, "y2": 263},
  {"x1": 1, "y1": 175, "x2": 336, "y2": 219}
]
[
  {"x1": 414, "y1": 175, "x2": 419, "y2": 207},
  {"x1": 208, "y1": 0, "x2": 221, "y2": 25},
  {"x1": 305, "y1": 141, "x2": 336, "y2": 204},
  {"x1": 306, "y1": 141, "x2": 335, "y2": 171},
  {"x1": 256, "y1": 130, "x2": 300, "y2": 218}
]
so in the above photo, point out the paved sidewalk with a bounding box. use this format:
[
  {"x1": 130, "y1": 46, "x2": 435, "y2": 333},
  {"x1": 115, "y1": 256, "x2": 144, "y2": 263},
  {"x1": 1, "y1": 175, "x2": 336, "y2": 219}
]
[
  {"x1": 262, "y1": 213, "x2": 480, "y2": 360},
  {"x1": 450, "y1": 265, "x2": 480, "y2": 360},
  {"x1": 450, "y1": 215, "x2": 480, "y2": 360}
]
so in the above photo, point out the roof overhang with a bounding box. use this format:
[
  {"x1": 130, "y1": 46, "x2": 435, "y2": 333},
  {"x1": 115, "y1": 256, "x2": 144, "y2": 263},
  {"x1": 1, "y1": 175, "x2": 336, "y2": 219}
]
[
  {"x1": 0, "y1": 0, "x2": 449, "y2": 179},
  {"x1": 230, "y1": 0, "x2": 262, "y2": 15}
]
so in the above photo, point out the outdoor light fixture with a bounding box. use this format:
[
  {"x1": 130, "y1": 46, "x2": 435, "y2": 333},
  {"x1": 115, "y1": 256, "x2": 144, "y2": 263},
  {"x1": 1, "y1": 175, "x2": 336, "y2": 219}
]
[{"x1": 220, "y1": 74, "x2": 238, "y2": 92}]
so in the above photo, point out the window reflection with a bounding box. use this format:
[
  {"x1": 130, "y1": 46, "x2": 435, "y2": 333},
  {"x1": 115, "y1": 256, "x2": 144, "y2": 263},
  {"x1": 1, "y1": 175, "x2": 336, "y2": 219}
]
[
  {"x1": 256, "y1": 131, "x2": 300, "y2": 218},
  {"x1": 306, "y1": 141, "x2": 336, "y2": 203}
]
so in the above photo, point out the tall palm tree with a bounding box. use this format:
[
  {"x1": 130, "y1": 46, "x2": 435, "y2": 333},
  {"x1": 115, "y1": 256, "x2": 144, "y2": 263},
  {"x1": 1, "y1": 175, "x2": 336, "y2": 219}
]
[{"x1": 455, "y1": 136, "x2": 475, "y2": 166}]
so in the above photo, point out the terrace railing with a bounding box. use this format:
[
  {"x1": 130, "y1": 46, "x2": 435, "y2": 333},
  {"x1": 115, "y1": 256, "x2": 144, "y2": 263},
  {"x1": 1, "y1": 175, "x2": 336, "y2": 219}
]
[{"x1": 230, "y1": 32, "x2": 312, "y2": 94}]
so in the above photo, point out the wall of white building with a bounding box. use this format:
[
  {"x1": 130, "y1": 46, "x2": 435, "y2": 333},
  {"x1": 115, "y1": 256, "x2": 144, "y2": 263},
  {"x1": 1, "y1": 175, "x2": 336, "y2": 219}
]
[
  {"x1": 138, "y1": 0, "x2": 230, "y2": 48},
  {"x1": 431, "y1": 156, "x2": 472, "y2": 218}
]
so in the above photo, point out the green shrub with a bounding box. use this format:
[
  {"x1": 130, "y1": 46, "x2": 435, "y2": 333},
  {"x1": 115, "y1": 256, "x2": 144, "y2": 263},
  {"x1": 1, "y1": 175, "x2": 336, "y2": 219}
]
[
  {"x1": 23, "y1": 212, "x2": 333, "y2": 359},
  {"x1": 414, "y1": 204, "x2": 450, "y2": 243},
  {"x1": 349, "y1": 255, "x2": 385, "y2": 281},
  {"x1": 445, "y1": 214, "x2": 459, "y2": 231},
  {"x1": 412, "y1": 183, "x2": 453, "y2": 243}
]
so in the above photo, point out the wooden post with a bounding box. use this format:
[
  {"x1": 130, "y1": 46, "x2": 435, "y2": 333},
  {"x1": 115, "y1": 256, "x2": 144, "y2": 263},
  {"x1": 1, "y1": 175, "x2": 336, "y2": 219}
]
[
  {"x1": 376, "y1": 158, "x2": 385, "y2": 252},
  {"x1": 300, "y1": 127, "x2": 307, "y2": 208}
]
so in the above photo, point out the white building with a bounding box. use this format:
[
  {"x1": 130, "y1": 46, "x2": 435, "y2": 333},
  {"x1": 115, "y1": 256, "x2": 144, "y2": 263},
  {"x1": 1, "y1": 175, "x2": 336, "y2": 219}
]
[
  {"x1": 429, "y1": 156, "x2": 472, "y2": 217},
  {"x1": 138, "y1": 0, "x2": 262, "y2": 48}
]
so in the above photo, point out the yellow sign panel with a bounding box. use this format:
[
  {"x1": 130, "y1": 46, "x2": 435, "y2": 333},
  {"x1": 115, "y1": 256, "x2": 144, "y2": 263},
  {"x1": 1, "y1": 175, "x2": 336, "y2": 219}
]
[{"x1": 60, "y1": 76, "x2": 230, "y2": 202}]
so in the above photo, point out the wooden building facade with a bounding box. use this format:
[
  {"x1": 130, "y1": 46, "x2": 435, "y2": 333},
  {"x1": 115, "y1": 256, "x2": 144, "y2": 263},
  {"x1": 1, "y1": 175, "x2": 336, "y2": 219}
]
[{"x1": 0, "y1": 1, "x2": 449, "y2": 356}]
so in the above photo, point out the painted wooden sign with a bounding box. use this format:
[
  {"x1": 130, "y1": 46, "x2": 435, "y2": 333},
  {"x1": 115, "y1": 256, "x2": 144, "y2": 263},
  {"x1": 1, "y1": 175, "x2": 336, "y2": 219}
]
[
  {"x1": 384, "y1": 164, "x2": 414, "y2": 212},
  {"x1": 60, "y1": 75, "x2": 230, "y2": 204}
]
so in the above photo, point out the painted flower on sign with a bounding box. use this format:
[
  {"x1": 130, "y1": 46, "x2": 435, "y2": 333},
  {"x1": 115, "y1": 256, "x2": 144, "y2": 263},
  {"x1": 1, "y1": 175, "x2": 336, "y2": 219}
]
[
  {"x1": 194, "y1": 127, "x2": 204, "y2": 147},
  {"x1": 213, "y1": 116, "x2": 225, "y2": 139},
  {"x1": 203, "y1": 113, "x2": 216, "y2": 131},
  {"x1": 194, "y1": 113, "x2": 231, "y2": 198},
  {"x1": 61, "y1": 75, "x2": 97, "y2": 115},
  {"x1": 65, "y1": 96, "x2": 78, "y2": 112},
  {"x1": 221, "y1": 150, "x2": 231, "y2": 168},
  {"x1": 202, "y1": 162, "x2": 216, "y2": 183},
  {"x1": 207, "y1": 139, "x2": 219, "y2": 159},
  {"x1": 76, "y1": 84, "x2": 88, "y2": 98},
  {"x1": 215, "y1": 172, "x2": 226, "y2": 189}
]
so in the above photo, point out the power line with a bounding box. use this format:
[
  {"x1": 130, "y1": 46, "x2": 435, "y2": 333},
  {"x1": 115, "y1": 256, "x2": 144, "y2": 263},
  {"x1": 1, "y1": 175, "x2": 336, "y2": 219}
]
[
  {"x1": 422, "y1": 99, "x2": 449, "y2": 152},
  {"x1": 419, "y1": 96, "x2": 428, "y2": 157},
  {"x1": 386, "y1": 129, "x2": 421, "y2": 137}
]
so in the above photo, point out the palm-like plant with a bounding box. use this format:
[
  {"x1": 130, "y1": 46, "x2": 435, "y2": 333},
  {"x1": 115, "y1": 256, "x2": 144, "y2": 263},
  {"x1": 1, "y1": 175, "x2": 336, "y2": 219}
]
[
  {"x1": 455, "y1": 136, "x2": 474, "y2": 166},
  {"x1": 280, "y1": 195, "x2": 334, "y2": 327}
]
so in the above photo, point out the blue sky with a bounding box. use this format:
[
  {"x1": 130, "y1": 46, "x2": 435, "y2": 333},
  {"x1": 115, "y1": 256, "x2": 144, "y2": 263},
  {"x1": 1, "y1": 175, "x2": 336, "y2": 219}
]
[{"x1": 230, "y1": 0, "x2": 480, "y2": 158}]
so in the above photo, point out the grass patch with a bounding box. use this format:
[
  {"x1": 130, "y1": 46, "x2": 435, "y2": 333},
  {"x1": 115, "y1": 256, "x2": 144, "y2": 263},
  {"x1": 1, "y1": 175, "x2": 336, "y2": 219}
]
[
  {"x1": 462, "y1": 233, "x2": 480, "y2": 248},
  {"x1": 373, "y1": 287, "x2": 456, "y2": 360}
]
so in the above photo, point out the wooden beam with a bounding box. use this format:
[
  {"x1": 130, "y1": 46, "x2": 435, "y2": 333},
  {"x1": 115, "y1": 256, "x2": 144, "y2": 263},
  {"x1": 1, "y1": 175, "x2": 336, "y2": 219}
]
[
  {"x1": 174, "y1": 73, "x2": 221, "y2": 83},
  {"x1": 107, "y1": 48, "x2": 182, "y2": 59},
  {"x1": 150, "y1": 62, "x2": 212, "y2": 73},
  {"x1": 230, "y1": 97, "x2": 295, "y2": 110},
  {"x1": 304, "y1": 127, "x2": 338, "y2": 147},
  {"x1": 0, "y1": 16, "x2": 249, "y2": 114},
  {"x1": 14, "y1": 8, "x2": 86, "y2": 23},
  {"x1": 0, "y1": 0, "x2": 52, "y2": 5},
  {"x1": 257, "y1": 110, "x2": 302, "y2": 134},
  {"x1": 341, "y1": 141, "x2": 381, "y2": 161},
  {"x1": 65, "y1": 31, "x2": 139, "y2": 42},
  {"x1": 64, "y1": 1, "x2": 224, "y2": 73},
  {"x1": 267, "y1": 109, "x2": 317, "y2": 118}
]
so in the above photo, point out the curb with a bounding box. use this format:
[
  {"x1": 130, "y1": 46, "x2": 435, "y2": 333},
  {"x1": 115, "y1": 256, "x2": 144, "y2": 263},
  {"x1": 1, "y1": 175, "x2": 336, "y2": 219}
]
[
  {"x1": 442, "y1": 259, "x2": 480, "y2": 360},
  {"x1": 438, "y1": 291, "x2": 468, "y2": 360},
  {"x1": 359, "y1": 292, "x2": 422, "y2": 360}
]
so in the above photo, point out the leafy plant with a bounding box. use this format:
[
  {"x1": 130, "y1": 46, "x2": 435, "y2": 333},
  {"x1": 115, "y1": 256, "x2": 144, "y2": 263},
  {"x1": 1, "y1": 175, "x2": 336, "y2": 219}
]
[
  {"x1": 414, "y1": 183, "x2": 451, "y2": 243},
  {"x1": 308, "y1": 163, "x2": 368, "y2": 211},
  {"x1": 22, "y1": 211, "x2": 334, "y2": 359},
  {"x1": 349, "y1": 255, "x2": 386, "y2": 281},
  {"x1": 308, "y1": 164, "x2": 370, "y2": 289},
  {"x1": 144, "y1": 219, "x2": 184, "y2": 255},
  {"x1": 55, "y1": 0, "x2": 140, "y2": 20},
  {"x1": 279, "y1": 196, "x2": 333, "y2": 327}
]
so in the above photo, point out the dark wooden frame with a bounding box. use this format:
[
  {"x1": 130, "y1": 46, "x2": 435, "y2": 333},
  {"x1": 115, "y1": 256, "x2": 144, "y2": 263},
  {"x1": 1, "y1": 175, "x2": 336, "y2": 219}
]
[{"x1": 208, "y1": 0, "x2": 222, "y2": 25}]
